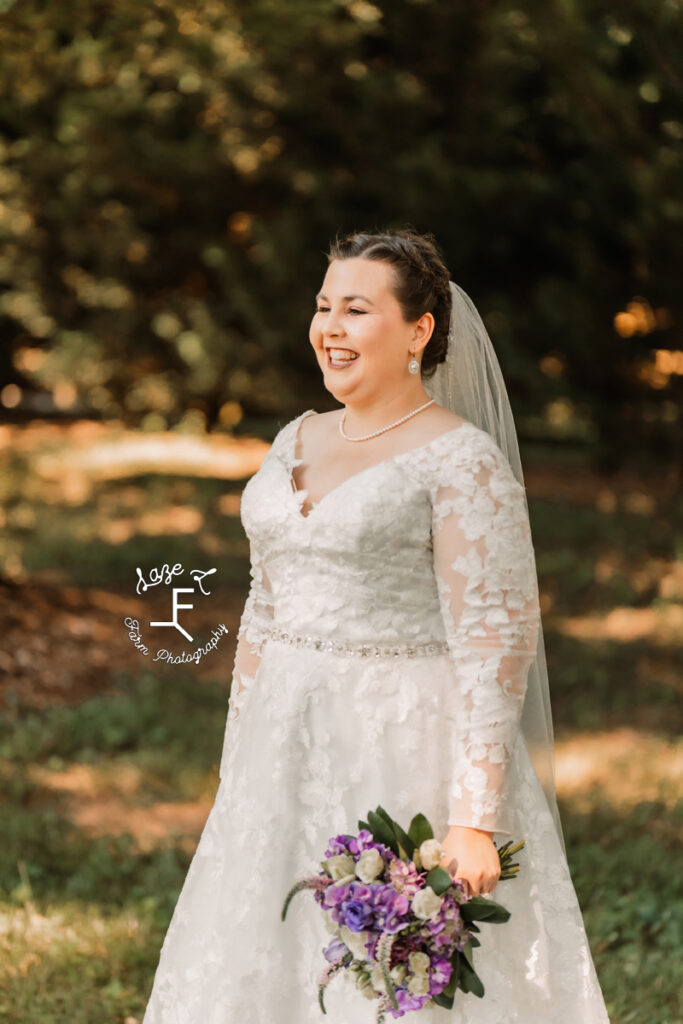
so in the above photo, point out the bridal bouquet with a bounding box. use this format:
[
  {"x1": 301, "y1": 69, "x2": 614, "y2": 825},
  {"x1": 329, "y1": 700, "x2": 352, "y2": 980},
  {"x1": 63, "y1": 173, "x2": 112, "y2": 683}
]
[{"x1": 281, "y1": 805, "x2": 524, "y2": 1021}]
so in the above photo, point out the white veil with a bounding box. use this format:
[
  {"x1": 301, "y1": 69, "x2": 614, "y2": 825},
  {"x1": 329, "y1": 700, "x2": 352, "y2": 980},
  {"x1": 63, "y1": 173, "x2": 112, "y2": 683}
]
[{"x1": 424, "y1": 280, "x2": 566, "y2": 855}]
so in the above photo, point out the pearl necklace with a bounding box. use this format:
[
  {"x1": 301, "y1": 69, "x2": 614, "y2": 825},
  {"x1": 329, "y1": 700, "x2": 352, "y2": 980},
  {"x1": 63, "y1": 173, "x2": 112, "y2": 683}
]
[{"x1": 339, "y1": 398, "x2": 435, "y2": 441}]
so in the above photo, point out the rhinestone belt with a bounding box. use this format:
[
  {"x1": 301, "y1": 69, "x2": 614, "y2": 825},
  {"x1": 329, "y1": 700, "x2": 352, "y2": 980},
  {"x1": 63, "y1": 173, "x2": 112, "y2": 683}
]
[{"x1": 266, "y1": 625, "x2": 449, "y2": 659}]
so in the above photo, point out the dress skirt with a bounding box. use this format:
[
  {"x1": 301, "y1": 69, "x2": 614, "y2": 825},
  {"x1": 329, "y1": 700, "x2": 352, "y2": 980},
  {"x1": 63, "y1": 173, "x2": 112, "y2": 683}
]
[{"x1": 141, "y1": 640, "x2": 610, "y2": 1024}]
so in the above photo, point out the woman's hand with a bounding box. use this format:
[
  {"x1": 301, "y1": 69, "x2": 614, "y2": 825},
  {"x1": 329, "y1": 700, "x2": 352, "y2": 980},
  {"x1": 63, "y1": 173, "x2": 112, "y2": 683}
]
[{"x1": 439, "y1": 825, "x2": 501, "y2": 897}]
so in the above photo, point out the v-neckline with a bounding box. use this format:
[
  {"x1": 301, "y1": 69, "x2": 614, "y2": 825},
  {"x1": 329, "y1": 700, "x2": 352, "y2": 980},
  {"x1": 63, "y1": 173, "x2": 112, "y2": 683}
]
[{"x1": 285, "y1": 408, "x2": 471, "y2": 521}]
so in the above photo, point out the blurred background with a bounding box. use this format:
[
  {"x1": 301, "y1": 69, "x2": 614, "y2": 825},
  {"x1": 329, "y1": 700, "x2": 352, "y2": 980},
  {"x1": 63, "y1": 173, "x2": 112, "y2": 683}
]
[{"x1": 0, "y1": 1, "x2": 681, "y2": 1021}]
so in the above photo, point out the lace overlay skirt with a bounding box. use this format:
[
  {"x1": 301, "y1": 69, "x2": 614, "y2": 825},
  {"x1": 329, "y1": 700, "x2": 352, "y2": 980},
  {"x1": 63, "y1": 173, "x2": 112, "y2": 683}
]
[{"x1": 142, "y1": 641, "x2": 610, "y2": 1024}]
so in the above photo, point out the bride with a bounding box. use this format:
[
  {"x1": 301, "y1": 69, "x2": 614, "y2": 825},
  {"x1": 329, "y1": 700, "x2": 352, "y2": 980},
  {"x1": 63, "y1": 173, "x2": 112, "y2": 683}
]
[{"x1": 141, "y1": 227, "x2": 611, "y2": 1022}]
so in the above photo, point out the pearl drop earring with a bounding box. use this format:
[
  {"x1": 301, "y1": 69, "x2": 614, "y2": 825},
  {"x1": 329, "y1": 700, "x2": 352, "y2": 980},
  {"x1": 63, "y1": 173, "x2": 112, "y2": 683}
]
[{"x1": 408, "y1": 351, "x2": 420, "y2": 374}]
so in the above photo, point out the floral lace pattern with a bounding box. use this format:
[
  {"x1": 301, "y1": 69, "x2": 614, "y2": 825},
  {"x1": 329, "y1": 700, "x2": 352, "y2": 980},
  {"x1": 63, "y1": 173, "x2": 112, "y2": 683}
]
[{"x1": 142, "y1": 409, "x2": 611, "y2": 1024}]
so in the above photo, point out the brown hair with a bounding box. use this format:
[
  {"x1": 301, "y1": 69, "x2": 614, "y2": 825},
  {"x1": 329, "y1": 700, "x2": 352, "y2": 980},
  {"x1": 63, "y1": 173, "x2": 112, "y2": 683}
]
[{"x1": 325, "y1": 225, "x2": 452, "y2": 380}]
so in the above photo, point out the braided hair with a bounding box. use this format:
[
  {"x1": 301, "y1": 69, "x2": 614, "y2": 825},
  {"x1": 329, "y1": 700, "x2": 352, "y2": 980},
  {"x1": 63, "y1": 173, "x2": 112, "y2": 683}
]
[{"x1": 325, "y1": 226, "x2": 452, "y2": 380}]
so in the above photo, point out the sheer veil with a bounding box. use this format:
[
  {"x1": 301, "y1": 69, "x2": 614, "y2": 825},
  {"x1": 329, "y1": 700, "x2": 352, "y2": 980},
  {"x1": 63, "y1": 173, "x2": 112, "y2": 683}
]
[{"x1": 424, "y1": 280, "x2": 566, "y2": 856}]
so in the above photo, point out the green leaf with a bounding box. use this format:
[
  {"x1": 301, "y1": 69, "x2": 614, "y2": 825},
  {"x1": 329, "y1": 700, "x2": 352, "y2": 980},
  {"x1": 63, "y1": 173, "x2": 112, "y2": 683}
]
[
  {"x1": 372, "y1": 806, "x2": 415, "y2": 860},
  {"x1": 432, "y1": 990, "x2": 454, "y2": 1009},
  {"x1": 367, "y1": 810, "x2": 399, "y2": 855},
  {"x1": 373, "y1": 805, "x2": 395, "y2": 829},
  {"x1": 462, "y1": 938, "x2": 475, "y2": 968},
  {"x1": 460, "y1": 895, "x2": 511, "y2": 923},
  {"x1": 407, "y1": 812, "x2": 433, "y2": 847},
  {"x1": 425, "y1": 865, "x2": 453, "y2": 895},
  {"x1": 390, "y1": 818, "x2": 415, "y2": 859},
  {"x1": 457, "y1": 957, "x2": 485, "y2": 997}
]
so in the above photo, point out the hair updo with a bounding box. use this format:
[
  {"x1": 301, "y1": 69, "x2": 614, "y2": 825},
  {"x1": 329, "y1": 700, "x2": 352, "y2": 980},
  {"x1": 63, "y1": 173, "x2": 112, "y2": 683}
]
[{"x1": 325, "y1": 226, "x2": 452, "y2": 380}]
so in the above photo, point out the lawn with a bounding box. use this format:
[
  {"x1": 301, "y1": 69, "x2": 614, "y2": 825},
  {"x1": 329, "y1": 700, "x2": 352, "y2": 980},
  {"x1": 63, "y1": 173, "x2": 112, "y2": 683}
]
[{"x1": 0, "y1": 420, "x2": 681, "y2": 1023}]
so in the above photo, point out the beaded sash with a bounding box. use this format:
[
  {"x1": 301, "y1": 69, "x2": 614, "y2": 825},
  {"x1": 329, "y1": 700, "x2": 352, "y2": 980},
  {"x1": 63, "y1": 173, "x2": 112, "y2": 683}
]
[{"x1": 266, "y1": 624, "x2": 449, "y2": 659}]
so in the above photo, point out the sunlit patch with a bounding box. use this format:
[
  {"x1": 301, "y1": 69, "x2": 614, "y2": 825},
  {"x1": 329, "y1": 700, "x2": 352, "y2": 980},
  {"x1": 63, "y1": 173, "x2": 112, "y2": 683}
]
[
  {"x1": 555, "y1": 728, "x2": 681, "y2": 814},
  {"x1": 25, "y1": 761, "x2": 212, "y2": 855},
  {"x1": 557, "y1": 604, "x2": 683, "y2": 645}
]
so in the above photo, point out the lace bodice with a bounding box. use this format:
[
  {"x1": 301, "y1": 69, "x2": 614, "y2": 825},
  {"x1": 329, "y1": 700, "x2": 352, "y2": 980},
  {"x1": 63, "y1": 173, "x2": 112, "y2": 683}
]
[
  {"x1": 142, "y1": 407, "x2": 611, "y2": 1024},
  {"x1": 227, "y1": 409, "x2": 541, "y2": 835}
]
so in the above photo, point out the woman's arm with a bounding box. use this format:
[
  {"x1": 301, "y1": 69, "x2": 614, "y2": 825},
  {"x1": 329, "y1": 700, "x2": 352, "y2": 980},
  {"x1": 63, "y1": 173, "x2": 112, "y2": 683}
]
[{"x1": 430, "y1": 433, "x2": 541, "y2": 886}]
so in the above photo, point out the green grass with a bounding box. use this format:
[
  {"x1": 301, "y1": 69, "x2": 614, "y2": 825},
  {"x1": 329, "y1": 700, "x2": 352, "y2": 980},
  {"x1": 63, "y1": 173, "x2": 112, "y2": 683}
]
[
  {"x1": 561, "y1": 800, "x2": 683, "y2": 1024},
  {"x1": 0, "y1": 427, "x2": 681, "y2": 1022},
  {"x1": 0, "y1": 675, "x2": 220, "y2": 1022},
  {"x1": 1, "y1": 677, "x2": 680, "y2": 1022}
]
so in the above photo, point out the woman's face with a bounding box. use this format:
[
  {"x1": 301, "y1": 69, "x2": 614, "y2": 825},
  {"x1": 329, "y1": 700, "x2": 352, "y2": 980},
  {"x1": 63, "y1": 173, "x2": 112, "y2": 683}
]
[{"x1": 309, "y1": 257, "x2": 433, "y2": 404}]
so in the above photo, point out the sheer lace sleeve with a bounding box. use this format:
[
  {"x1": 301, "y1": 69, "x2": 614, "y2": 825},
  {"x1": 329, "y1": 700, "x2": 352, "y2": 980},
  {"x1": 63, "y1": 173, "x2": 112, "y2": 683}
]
[
  {"x1": 226, "y1": 540, "x2": 274, "y2": 728},
  {"x1": 430, "y1": 432, "x2": 541, "y2": 836}
]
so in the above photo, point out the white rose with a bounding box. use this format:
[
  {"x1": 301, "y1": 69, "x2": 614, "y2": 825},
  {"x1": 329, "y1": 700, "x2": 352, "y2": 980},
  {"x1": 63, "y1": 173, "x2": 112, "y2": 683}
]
[
  {"x1": 355, "y1": 847, "x2": 384, "y2": 883},
  {"x1": 407, "y1": 972, "x2": 431, "y2": 997},
  {"x1": 326, "y1": 853, "x2": 356, "y2": 881},
  {"x1": 410, "y1": 887, "x2": 444, "y2": 921},
  {"x1": 370, "y1": 964, "x2": 387, "y2": 993},
  {"x1": 390, "y1": 964, "x2": 407, "y2": 985},
  {"x1": 408, "y1": 951, "x2": 431, "y2": 974},
  {"x1": 339, "y1": 924, "x2": 370, "y2": 961},
  {"x1": 419, "y1": 839, "x2": 445, "y2": 872}
]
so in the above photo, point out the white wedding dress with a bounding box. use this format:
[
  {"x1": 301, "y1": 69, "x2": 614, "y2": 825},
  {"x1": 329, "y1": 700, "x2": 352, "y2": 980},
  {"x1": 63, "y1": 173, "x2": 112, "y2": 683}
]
[{"x1": 142, "y1": 408, "x2": 611, "y2": 1024}]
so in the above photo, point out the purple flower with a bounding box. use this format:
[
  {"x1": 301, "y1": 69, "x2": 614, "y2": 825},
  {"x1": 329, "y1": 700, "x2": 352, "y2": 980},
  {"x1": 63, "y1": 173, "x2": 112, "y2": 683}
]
[
  {"x1": 388, "y1": 987, "x2": 431, "y2": 1017},
  {"x1": 429, "y1": 956, "x2": 452, "y2": 993},
  {"x1": 348, "y1": 829, "x2": 374, "y2": 854},
  {"x1": 344, "y1": 898, "x2": 373, "y2": 932},
  {"x1": 387, "y1": 856, "x2": 424, "y2": 897},
  {"x1": 348, "y1": 882, "x2": 374, "y2": 903},
  {"x1": 325, "y1": 833, "x2": 354, "y2": 857},
  {"x1": 323, "y1": 937, "x2": 349, "y2": 963},
  {"x1": 322, "y1": 884, "x2": 350, "y2": 909}
]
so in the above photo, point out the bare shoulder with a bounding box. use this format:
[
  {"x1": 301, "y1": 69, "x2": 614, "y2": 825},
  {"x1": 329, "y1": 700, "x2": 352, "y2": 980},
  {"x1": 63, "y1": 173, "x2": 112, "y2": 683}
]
[
  {"x1": 297, "y1": 408, "x2": 337, "y2": 454},
  {"x1": 424, "y1": 404, "x2": 469, "y2": 432},
  {"x1": 409, "y1": 403, "x2": 469, "y2": 446}
]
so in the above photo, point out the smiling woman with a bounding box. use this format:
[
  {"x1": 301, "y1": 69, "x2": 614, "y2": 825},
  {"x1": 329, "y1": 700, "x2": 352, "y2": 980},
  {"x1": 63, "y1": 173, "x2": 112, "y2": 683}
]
[
  {"x1": 327, "y1": 347, "x2": 360, "y2": 367},
  {"x1": 295, "y1": 254, "x2": 468, "y2": 516},
  {"x1": 308, "y1": 257, "x2": 440, "y2": 416},
  {"x1": 141, "y1": 227, "x2": 611, "y2": 1024}
]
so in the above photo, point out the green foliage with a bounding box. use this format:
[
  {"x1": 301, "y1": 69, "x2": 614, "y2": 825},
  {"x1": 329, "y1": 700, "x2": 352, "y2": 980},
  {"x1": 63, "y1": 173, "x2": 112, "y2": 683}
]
[
  {"x1": 423, "y1": 865, "x2": 452, "y2": 895},
  {"x1": 0, "y1": 1, "x2": 680, "y2": 462},
  {"x1": 407, "y1": 811, "x2": 433, "y2": 847},
  {"x1": 459, "y1": 894, "x2": 511, "y2": 924},
  {"x1": 0, "y1": 672, "x2": 226, "y2": 766}
]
